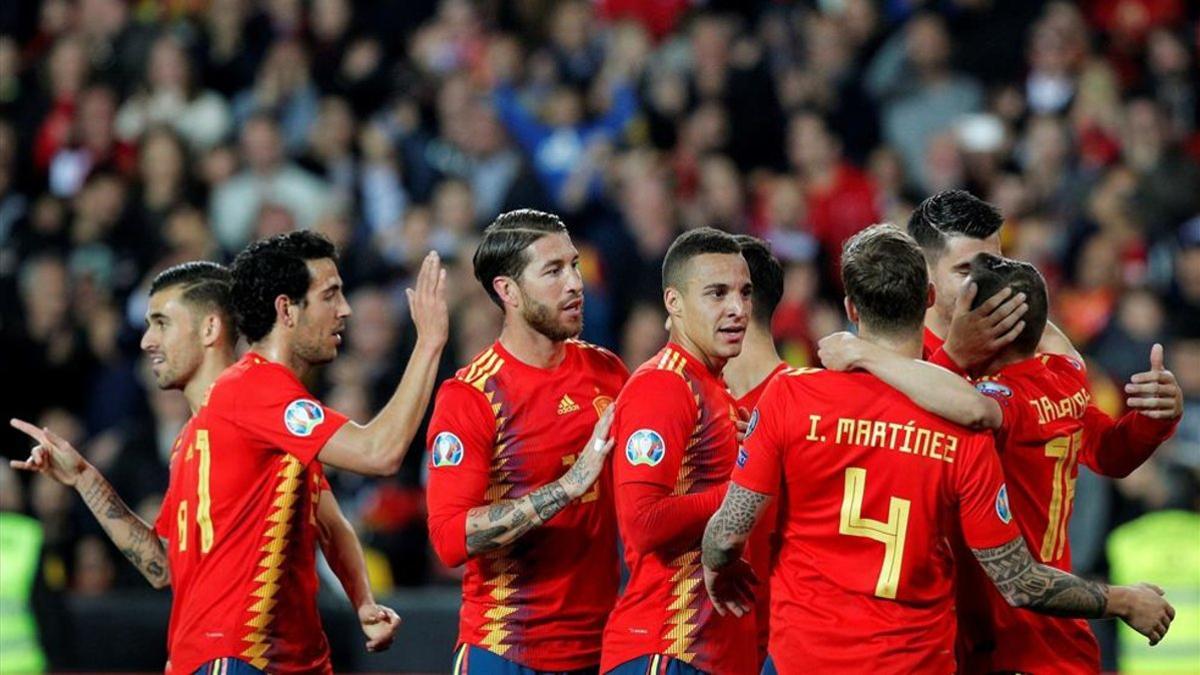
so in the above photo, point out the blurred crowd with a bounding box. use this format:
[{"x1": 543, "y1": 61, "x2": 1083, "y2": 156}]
[{"x1": 0, "y1": 0, "x2": 1197, "y2": 606}]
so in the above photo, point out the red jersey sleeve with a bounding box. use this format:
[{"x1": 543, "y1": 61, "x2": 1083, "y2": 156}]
[
  {"x1": 974, "y1": 377, "x2": 1021, "y2": 443},
  {"x1": 613, "y1": 370, "x2": 725, "y2": 555},
  {"x1": 955, "y1": 434, "x2": 1019, "y2": 550},
  {"x1": 731, "y1": 376, "x2": 789, "y2": 496},
  {"x1": 230, "y1": 365, "x2": 349, "y2": 467},
  {"x1": 424, "y1": 380, "x2": 496, "y2": 568},
  {"x1": 1043, "y1": 354, "x2": 1178, "y2": 478},
  {"x1": 154, "y1": 486, "x2": 174, "y2": 540},
  {"x1": 927, "y1": 347, "x2": 968, "y2": 377}
]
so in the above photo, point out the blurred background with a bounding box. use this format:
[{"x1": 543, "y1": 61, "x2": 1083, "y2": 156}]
[{"x1": 0, "y1": 0, "x2": 1197, "y2": 672}]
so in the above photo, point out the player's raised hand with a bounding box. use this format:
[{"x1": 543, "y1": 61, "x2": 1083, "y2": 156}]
[
  {"x1": 358, "y1": 603, "x2": 401, "y2": 652},
  {"x1": 703, "y1": 558, "x2": 757, "y2": 618},
  {"x1": 818, "y1": 331, "x2": 870, "y2": 371},
  {"x1": 9, "y1": 418, "x2": 89, "y2": 487},
  {"x1": 407, "y1": 251, "x2": 449, "y2": 348},
  {"x1": 1112, "y1": 582, "x2": 1175, "y2": 646},
  {"x1": 561, "y1": 406, "x2": 615, "y2": 500},
  {"x1": 943, "y1": 283, "x2": 1028, "y2": 371},
  {"x1": 1124, "y1": 344, "x2": 1183, "y2": 421}
]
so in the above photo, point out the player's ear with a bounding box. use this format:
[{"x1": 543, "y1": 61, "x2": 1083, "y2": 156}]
[
  {"x1": 275, "y1": 294, "x2": 296, "y2": 329},
  {"x1": 200, "y1": 313, "x2": 221, "y2": 347},
  {"x1": 926, "y1": 282, "x2": 936, "y2": 309},
  {"x1": 663, "y1": 286, "x2": 682, "y2": 319},
  {"x1": 843, "y1": 296, "x2": 859, "y2": 326},
  {"x1": 494, "y1": 276, "x2": 520, "y2": 309}
]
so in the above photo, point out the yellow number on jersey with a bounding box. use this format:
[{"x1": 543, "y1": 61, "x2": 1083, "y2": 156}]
[
  {"x1": 839, "y1": 467, "x2": 911, "y2": 599},
  {"x1": 561, "y1": 454, "x2": 600, "y2": 503},
  {"x1": 1041, "y1": 430, "x2": 1081, "y2": 562}
]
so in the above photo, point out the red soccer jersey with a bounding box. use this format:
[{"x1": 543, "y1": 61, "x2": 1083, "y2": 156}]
[
  {"x1": 602, "y1": 343, "x2": 757, "y2": 675},
  {"x1": 961, "y1": 353, "x2": 1177, "y2": 673},
  {"x1": 734, "y1": 362, "x2": 789, "y2": 669},
  {"x1": 735, "y1": 367, "x2": 1016, "y2": 675},
  {"x1": 155, "y1": 353, "x2": 348, "y2": 675},
  {"x1": 922, "y1": 326, "x2": 945, "y2": 360},
  {"x1": 425, "y1": 339, "x2": 628, "y2": 671}
]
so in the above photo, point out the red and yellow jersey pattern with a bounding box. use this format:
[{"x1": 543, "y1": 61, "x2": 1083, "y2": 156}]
[
  {"x1": 425, "y1": 339, "x2": 629, "y2": 671},
  {"x1": 155, "y1": 353, "x2": 347, "y2": 675},
  {"x1": 735, "y1": 367, "x2": 1015, "y2": 675},
  {"x1": 602, "y1": 344, "x2": 757, "y2": 675}
]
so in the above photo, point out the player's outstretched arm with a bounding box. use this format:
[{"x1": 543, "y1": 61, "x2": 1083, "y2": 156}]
[
  {"x1": 972, "y1": 536, "x2": 1175, "y2": 645},
  {"x1": 463, "y1": 407, "x2": 614, "y2": 558},
  {"x1": 701, "y1": 483, "x2": 769, "y2": 617},
  {"x1": 315, "y1": 490, "x2": 400, "y2": 652},
  {"x1": 1085, "y1": 343, "x2": 1183, "y2": 478},
  {"x1": 319, "y1": 252, "x2": 449, "y2": 476},
  {"x1": 9, "y1": 419, "x2": 170, "y2": 589},
  {"x1": 818, "y1": 332, "x2": 1002, "y2": 430},
  {"x1": 1036, "y1": 321, "x2": 1083, "y2": 361}
]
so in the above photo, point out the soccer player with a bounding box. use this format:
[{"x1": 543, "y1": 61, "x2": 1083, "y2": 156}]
[
  {"x1": 602, "y1": 227, "x2": 757, "y2": 675},
  {"x1": 10, "y1": 259, "x2": 421, "y2": 673},
  {"x1": 424, "y1": 209, "x2": 627, "y2": 674},
  {"x1": 817, "y1": 252, "x2": 1183, "y2": 673},
  {"x1": 722, "y1": 235, "x2": 787, "y2": 669},
  {"x1": 700, "y1": 226, "x2": 1174, "y2": 675}
]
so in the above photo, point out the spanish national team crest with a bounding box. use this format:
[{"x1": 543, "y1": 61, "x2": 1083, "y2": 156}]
[
  {"x1": 284, "y1": 399, "x2": 325, "y2": 437},
  {"x1": 975, "y1": 380, "x2": 1013, "y2": 399},
  {"x1": 995, "y1": 484, "x2": 1013, "y2": 524},
  {"x1": 625, "y1": 429, "x2": 666, "y2": 467},
  {"x1": 745, "y1": 408, "x2": 760, "y2": 440},
  {"x1": 430, "y1": 432, "x2": 464, "y2": 468}
]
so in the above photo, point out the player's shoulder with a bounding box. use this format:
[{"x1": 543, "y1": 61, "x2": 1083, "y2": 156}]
[
  {"x1": 624, "y1": 347, "x2": 694, "y2": 395},
  {"x1": 567, "y1": 338, "x2": 630, "y2": 378},
  {"x1": 768, "y1": 366, "x2": 848, "y2": 394},
  {"x1": 451, "y1": 344, "x2": 508, "y2": 393},
  {"x1": 208, "y1": 353, "x2": 294, "y2": 407}
]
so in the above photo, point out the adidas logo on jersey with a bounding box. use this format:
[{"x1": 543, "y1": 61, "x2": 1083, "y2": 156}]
[{"x1": 557, "y1": 395, "x2": 580, "y2": 415}]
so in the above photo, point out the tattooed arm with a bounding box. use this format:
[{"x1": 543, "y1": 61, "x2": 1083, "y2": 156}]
[
  {"x1": 701, "y1": 483, "x2": 771, "y2": 617},
  {"x1": 973, "y1": 536, "x2": 1176, "y2": 645},
  {"x1": 463, "y1": 407, "x2": 614, "y2": 558},
  {"x1": 10, "y1": 419, "x2": 170, "y2": 589}
]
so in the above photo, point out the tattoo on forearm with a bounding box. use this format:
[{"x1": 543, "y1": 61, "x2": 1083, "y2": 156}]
[
  {"x1": 465, "y1": 481, "x2": 574, "y2": 556},
  {"x1": 702, "y1": 484, "x2": 769, "y2": 569},
  {"x1": 78, "y1": 474, "x2": 169, "y2": 586},
  {"x1": 973, "y1": 538, "x2": 1107, "y2": 617}
]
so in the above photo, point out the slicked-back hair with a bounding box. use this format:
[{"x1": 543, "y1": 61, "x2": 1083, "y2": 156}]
[
  {"x1": 907, "y1": 189, "x2": 1003, "y2": 259},
  {"x1": 230, "y1": 231, "x2": 338, "y2": 343},
  {"x1": 734, "y1": 234, "x2": 783, "y2": 327},
  {"x1": 150, "y1": 259, "x2": 233, "y2": 321},
  {"x1": 842, "y1": 224, "x2": 929, "y2": 335},
  {"x1": 473, "y1": 209, "x2": 569, "y2": 307},
  {"x1": 662, "y1": 227, "x2": 743, "y2": 291},
  {"x1": 968, "y1": 253, "x2": 1048, "y2": 357}
]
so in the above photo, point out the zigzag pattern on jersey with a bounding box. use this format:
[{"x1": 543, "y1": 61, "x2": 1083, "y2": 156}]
[
  {"x1": 656, "y1": 347, "x2": 706, "y2": 661},
  {"x1": 241, "y1": 455, "x2": 305, "y2": 669},
  {"x1": 467, "y1": 362, "x2": 525, "y2": 659}
]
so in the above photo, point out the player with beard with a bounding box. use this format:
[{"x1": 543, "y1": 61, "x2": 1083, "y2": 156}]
[
  {"x1": 602, "y1": 227, "x2": 757, "y2": 675},
  {"x1": 10, "y1": 260, "x2": 411, "y2": 673},
  {"x1": 425, "y1": 209, "x2": 627, "y2": 674},
  {"x1": 722, "y1": 235, "x2": 787, "y2": 670}
]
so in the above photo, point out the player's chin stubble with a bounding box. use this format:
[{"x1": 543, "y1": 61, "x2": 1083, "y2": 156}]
[{"x1": 523, "y1": 300, "x2": 581, "y2": 342}]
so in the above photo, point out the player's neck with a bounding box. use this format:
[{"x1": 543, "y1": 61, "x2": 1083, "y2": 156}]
[
  {"x1": 924, "y1": 306, "x2": 948, "y2": 340},
  {"x1": 249, "y1": 333, "x2": 310, "y2": 379},
  {"x1": 858, "y1": 327, "x2": 923, "y2": 360},
  {"x1": 723, "y1": 324, "x2": 783, "y2": 398},
  {"x1": 183, "y1": 349, "x2": 235, "y2": 413},
  {"x1": 669, "y1": 328, "x2": 727, "y2": 375},
  {"x1": 498, "y1": 318, "x2": 568, "y2": 369}
]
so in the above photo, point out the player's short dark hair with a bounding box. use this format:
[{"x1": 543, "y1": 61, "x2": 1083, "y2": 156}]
[
  {"x1": 842, "y1": 224, "x2": 929, "y2": 335},
  {"x1": 968, "y1": 253, "x2": 1048, "y2": 357},
  {"x1": 734, "y1": 235, "x2": 783, "y2": 327},
  {"x1": 230, "y1": 231, "x2": 338, "y2": 343},
  {"x1": 473, "y1": 209, "x2": 569, "y2": 307},
  {"x1": 150, "y1": 261, "x2": 234, "y2": 333},
  {"x1": 662, "y1": 227, "x2": 743, "y2": 291},
  {"x1": 907, "y1": 189, "x2": 1003, "y2": 259}
]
